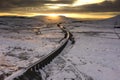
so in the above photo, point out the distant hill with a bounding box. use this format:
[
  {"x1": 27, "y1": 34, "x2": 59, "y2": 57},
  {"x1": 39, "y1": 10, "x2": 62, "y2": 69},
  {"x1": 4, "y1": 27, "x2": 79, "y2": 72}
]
[
  {"x1": 34, "y1": 15, "x2": 76, "y2": 23},
  {"x1": 85, "y1": 15, "x2": 120, "y2": 25},
  {"x1": 0, "y1": 16, "x2": 43, "y2": 28},
  {"x1": 0, "y1": 16, "x2": 30, "y2": 19},
  {"x1": 103, "y1": 15, "x2": 120, "y2": 25}
]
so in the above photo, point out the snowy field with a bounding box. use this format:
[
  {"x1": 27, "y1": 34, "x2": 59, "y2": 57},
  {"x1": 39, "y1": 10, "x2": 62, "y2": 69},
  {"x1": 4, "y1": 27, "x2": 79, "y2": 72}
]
[
  {"x1": 0, "y1": 15, "x2": 120, "y2": 80},
  {"x1": 42, "y1": 20, "x2": 120, "y2": 80},
  {"x1": 68, "y1": 26, "x2": 120, "y2": 80},
  {"x1": 0, "y1": 17, "x2": 64, "y2": 79}
]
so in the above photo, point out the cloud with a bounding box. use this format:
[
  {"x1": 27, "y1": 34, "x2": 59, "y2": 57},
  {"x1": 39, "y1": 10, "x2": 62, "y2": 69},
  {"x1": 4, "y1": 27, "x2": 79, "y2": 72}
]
[
  {"x1": 0, "y1": 0, "x2": 119, "y2": 14},
  {"x1": 0, "y1": 0, "x2": 74, "y2": 11},
  {"x1": 36, "y1": 0, "x2": 120, "y2": 13},
  {"x1": 72, "y1": 0, "x2": 120, "y2": 12},
  {"x1": 49, "y1": 0, "x2": 120, "y2": 14}
]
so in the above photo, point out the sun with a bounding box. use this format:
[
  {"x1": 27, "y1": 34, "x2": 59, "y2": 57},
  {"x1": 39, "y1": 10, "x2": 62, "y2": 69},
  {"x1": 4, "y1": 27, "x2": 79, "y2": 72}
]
[
  {"x1": 48, "y1": 14, "x2": 59, "y2": 17},
  {"x1": 46, "y1": 13, "x2": 66, "y2": 18},
  {"x1": 44, "y1": 14, "x2": 63, "y2": 23},
  {"x1": 46, "y1": 14, "x2": 61, "y2": 21}
]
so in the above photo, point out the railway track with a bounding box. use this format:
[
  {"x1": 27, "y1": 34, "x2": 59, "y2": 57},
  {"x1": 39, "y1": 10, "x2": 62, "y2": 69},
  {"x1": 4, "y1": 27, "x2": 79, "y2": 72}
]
[{"x1": 5, "y1": 24, "x2": 75, "y2": 80}]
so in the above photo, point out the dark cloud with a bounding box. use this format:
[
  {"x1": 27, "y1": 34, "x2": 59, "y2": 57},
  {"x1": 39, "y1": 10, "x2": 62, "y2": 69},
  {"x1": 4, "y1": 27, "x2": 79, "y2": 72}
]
[
  {"x1": 80, "y1": 0, "x2": 120, "y2": 12},
  {"x1": 0, "y1": 0, "x2": 38, "y2": 11},
  {"x1": 0, "y1": 0, "x2": 120, "y2": 13},
  {"x1": 0, "y1": 0, "x2": 74, "y2": 11},
  {"x1": 72, "y1": 0, "x2": 120, "y2": 12}
]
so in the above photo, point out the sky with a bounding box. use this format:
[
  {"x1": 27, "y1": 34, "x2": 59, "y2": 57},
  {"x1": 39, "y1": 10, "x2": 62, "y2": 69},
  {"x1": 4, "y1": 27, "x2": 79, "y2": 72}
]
[{"x1": 0, "y1": 0, "x2": 120, "y2": 20}]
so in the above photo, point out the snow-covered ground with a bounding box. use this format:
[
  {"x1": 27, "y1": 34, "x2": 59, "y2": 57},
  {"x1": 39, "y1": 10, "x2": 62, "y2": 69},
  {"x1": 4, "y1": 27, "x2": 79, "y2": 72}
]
[
  {"x1": 42, "y1": 17, "x2": 120, "y2": 80},
  {"x1": 0, "y1": 15, "x2": 120, "y2": 80},
  {"x1": 68, "y1": 26, "x2": 120, "y2": 80},
  {"x1": 0, "y1": 17, "x2": 64, "y2": 79}
]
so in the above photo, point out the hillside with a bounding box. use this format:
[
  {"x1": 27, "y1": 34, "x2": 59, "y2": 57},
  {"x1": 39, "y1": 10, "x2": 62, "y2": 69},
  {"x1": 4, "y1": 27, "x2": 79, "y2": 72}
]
[{"x1": 85, "y1": 15, "x2": 120, "y2": 25}]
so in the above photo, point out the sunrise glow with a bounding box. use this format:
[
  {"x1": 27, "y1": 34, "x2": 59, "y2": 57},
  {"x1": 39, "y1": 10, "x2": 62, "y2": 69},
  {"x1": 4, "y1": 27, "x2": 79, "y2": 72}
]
[
  {"x1": 45, "y1": 4, "x2": 69, "y2": 9},
  {"x1": 73, "y1": 0, "x2": 105, "y2": 6},
  {"x1": 47, "y1": 6, "x2": 60, "y2": 9},
  {"x1": 0, "y1": 12, "x2": 119, "y2": 20},
  {"x1": 48, "y1": 14, "x2": 59, "y2": 17}
]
